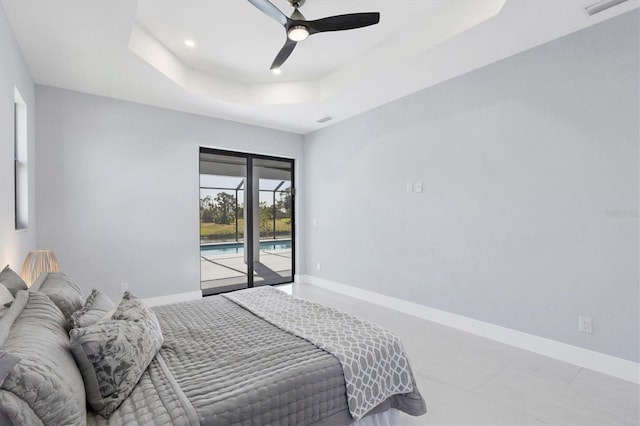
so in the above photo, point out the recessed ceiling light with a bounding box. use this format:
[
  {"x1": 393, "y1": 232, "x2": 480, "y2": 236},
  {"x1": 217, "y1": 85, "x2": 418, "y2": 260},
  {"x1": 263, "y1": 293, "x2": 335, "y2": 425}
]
[
  {"x1": 184, "y1": 39, "x2": 195, "y2": 47},
  {"x1": 272, "y1": 68, "x2": 282, "y2": 75}
]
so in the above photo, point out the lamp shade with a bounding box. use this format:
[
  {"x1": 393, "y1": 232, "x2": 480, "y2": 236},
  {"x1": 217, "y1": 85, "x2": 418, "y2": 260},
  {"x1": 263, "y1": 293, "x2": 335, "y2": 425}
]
[{"x1": 21, "y1": 250, "x2": 60, "y2": 287}]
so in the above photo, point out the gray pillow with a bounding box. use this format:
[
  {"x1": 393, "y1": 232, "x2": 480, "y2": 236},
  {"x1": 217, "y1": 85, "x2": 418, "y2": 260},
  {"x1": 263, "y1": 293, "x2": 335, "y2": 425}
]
[
  {"x1": 0, "y1": 266, "x2": 27, "y2": 296},
  {"x1": 69, "y1": 292, "x2": 163, "y2": 418},
  {"x1": 0, "y1": 390, "x2": 43, "y2": 426},
  {"x1": 0, "y1": 291, "x2": 87, "y2": 425},
  {"x1": 0, "y1": 291, "x2": 28, "y2": 346},
  {"x1": 30, "y1": 272, "x2": 84, "y2": 325},
  {"x1": 69, "y1": 289, "x2": 115, "y2": 329}
]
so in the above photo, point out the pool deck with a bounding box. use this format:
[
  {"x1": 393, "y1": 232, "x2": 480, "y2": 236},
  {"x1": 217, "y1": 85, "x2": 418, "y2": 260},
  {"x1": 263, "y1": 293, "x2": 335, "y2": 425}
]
[{"x1": 201, "y1": 248, "x2": 292, "y2": 291}]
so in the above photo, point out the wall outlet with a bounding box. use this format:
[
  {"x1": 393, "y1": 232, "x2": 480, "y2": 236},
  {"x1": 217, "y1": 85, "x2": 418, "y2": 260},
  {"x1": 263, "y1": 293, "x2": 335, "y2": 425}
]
[
  {"x1": 578, "y1": 316, "x2": 592, "y2": 334},
  {"x1": 120, "y1": 282, "x2": 128, "y2": 293},
  {"x1": 316, "y1": 262, "x2": 321, "y2": 271},
  {"x1": 415, "y1": 181, "x2": 423, "y2": 193}
]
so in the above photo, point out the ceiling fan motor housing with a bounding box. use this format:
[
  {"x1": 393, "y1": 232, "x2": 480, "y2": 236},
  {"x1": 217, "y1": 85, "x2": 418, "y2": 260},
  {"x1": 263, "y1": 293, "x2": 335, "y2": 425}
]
[{"x1": 289, "y1": 0, "x2": 305, "y2": 9}]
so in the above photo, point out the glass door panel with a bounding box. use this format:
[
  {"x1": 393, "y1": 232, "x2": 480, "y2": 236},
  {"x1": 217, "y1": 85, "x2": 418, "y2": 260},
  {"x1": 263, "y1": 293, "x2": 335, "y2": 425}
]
[
  {"x1": 252, "y1": 158, "x2": 294, "y2": 286},
  {"x1": 199, "y1": 152, "x2": 249, "y2": 295}
]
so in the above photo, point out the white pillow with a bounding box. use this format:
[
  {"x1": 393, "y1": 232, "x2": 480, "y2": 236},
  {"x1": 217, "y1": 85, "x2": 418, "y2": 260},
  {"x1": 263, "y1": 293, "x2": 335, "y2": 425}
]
[{"x1": 0, "y1": 283, "x2": 14, "y2": 310}]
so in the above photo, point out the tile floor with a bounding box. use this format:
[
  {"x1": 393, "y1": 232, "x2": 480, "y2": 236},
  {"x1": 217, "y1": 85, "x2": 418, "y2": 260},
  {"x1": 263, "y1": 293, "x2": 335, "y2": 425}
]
[{"x1": 282, "y1": 283, "x2": 640, "y2": 426}]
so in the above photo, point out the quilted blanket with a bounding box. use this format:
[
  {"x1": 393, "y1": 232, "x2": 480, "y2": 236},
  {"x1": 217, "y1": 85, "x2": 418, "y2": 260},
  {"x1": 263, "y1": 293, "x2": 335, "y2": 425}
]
[
  {"x1": 152, "y1": 295, "x2": 354, "y2": 425},
  {"x1": 94, "y1": 290, "x2": 425, "y2": 425},
  {"x1": 224, "y1": 287, "x2": 419, "y2": 420},
  {"x1": 86, "y1": 354, "x2": 199, "y2": 426}
]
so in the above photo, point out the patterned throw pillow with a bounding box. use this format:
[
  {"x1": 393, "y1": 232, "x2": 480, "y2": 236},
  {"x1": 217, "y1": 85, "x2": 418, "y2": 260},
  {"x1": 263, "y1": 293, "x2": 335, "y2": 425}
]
[
  {"x1": 69, "y1": 289, "x2": 115, "y2": 329},
  {"x1": 0, "y1": 266, "x2": 27, "y2": 296},
  {"x1": 113, "y1": 291, "x2": 157, "y2": 322},
  {"x1": 68, "y1": 292, "x2": 163, "y2": 418}
]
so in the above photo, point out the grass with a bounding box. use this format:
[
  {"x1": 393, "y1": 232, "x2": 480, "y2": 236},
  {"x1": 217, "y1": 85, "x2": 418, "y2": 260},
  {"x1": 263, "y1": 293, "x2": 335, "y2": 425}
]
[{"x1": 200, "y1": 219, "x2": 291, "y2": 242}]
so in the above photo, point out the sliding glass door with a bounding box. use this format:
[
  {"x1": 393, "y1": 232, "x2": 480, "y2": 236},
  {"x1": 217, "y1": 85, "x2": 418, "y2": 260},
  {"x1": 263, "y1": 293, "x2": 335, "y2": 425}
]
[
  {"x1": 199, "y1": 148, "x2": 294, "y2": 295},
  {"x1": 199, "y1": 152, "x2": 249, "y2": 294},
  {"x1": 253, "y1": 157, "x2": 294, "y2": 286}
]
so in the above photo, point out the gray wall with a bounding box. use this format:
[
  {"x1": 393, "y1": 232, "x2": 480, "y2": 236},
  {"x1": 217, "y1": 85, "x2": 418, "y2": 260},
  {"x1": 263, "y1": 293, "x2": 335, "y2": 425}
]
[
  {"x1": 302, "y1": 11, "x2": 639, "y2": 362},
  {"x1": 0, "y1": 3, "x2": 36, "y2": 269},
  {"x1": 36, "y1": 87, "x2": 303, "y2": 302}
]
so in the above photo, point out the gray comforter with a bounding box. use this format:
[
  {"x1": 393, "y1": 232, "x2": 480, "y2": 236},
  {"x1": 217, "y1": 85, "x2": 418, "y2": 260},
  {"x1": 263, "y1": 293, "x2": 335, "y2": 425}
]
[
  {"x1": 88, "y1": 292, "x2": 426, "y2": 425},
  {"x1": 224, "y1": 287, "x2": 422, "y2": 420},
  {"x1": 86, "y1": 355, "x2": 199, "y2": 426},
  {"x1": 154, "y1": 295, "x2": 356, "y2": 425}
]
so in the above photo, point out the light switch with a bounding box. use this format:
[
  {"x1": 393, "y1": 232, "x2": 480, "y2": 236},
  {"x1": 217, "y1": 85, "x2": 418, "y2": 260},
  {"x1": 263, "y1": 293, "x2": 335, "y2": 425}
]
[{"x1": 406, "y1": 183, "x2": 413, "y2": 193}]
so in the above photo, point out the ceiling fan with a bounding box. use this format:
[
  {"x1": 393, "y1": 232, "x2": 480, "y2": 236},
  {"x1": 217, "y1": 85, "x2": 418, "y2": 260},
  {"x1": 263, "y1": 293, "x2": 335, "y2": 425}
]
[{"x1": 248, "y1": 0, "x2": 380, "y2": 72}]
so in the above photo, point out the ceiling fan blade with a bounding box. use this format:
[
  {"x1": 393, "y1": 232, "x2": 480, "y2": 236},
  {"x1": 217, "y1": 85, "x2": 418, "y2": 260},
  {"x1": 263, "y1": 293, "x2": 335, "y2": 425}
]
[
  {"x1": 270, "y1": 38, "x2": 297, "y2": 70},
  {"x1": 307, "y1": 12, "x2": 380, "y2": 35},
  {"x1": 248, "y1": 0, "x2": 289, "y2": 27}
]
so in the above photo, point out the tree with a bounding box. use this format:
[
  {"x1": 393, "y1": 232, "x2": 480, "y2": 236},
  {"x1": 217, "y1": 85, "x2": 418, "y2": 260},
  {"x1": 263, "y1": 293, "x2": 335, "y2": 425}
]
[
  {"x1": 276, "y1": 189, "x2": 292, "y2": 222},
  {"x1": 214, "y1": 192, "x2": 236, "y2": 225},
  {"x1": 200, "y1": 195, "x2": 214, "y2": 223},
  {"x1": 259, "y1": 202, "x2": 274, "y2": 236}
]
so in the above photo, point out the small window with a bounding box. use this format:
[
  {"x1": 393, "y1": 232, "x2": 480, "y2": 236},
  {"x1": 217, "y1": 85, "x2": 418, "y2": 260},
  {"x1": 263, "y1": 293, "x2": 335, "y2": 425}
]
[{"x1": 14, "y1": 88, "x2": 28, "y2": 230}]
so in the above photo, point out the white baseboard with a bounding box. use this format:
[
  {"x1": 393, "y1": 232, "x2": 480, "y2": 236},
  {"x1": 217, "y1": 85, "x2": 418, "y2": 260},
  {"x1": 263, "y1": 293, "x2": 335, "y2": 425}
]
[{"x1": 299, "y1": 275, "x2": 640, "y2": 384}]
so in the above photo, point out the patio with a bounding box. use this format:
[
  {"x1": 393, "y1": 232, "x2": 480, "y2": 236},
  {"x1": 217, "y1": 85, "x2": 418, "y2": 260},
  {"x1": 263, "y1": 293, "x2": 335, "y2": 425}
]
[{"x1": 201, "y1": 247, "x2": 293, "y2": 292}]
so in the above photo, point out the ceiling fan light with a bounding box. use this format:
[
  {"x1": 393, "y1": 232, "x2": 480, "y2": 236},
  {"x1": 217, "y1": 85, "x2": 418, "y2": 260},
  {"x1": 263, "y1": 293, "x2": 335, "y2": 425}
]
[
  {"x1": 272, "y1": 68, "x2": 282, "y2": 75},
  {"x1": 288, "y1": 25, "x2": 309, "y2": 42}
]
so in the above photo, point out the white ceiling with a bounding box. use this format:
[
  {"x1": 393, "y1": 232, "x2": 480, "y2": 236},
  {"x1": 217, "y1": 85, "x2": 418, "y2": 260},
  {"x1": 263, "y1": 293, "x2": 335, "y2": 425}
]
[
  {"x1": 135, "y1": 0, "x2": 451, "y2": 83},
  {"x1": 1, "y1": 0, "x2": 638, "y2": 134}
]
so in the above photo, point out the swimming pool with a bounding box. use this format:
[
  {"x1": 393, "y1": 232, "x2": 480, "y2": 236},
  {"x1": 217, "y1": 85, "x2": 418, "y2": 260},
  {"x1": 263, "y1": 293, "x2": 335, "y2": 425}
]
[{"x1": 201, "y1": 240, "x2": 291, "y2": 256}]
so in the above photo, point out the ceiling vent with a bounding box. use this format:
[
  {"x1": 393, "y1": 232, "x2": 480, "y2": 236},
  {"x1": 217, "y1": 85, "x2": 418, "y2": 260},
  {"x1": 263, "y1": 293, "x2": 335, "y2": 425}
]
[
  {"x1": 584, "y1": 0, "x2": 628, "y2": 16},
  {"x1": 316, "y1": 116, "x2": 334, "y2": 124}
]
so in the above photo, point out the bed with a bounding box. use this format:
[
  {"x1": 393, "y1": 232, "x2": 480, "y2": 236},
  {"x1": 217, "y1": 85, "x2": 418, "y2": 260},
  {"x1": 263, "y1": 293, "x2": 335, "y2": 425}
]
[{"x1": 0, "y1": 268, "x2": 426, "y2": 425}]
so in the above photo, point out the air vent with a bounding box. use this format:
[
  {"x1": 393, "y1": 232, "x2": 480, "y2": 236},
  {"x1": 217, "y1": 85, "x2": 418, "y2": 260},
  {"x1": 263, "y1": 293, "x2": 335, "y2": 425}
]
[
  {"x1": 585, "y1": 0, "x2": 628, "y2": 16},
  {"x1": 316, "y1": 116, "x2": 334, "y2": 124}
]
